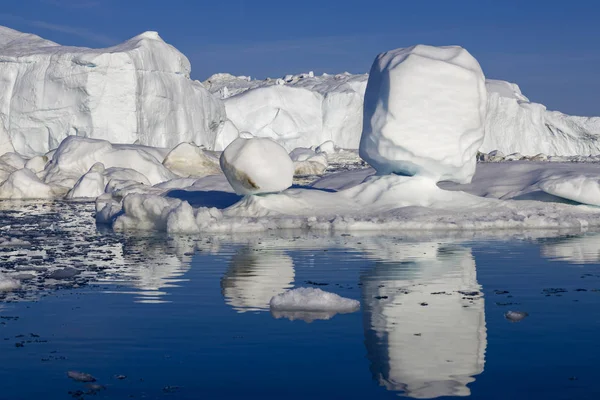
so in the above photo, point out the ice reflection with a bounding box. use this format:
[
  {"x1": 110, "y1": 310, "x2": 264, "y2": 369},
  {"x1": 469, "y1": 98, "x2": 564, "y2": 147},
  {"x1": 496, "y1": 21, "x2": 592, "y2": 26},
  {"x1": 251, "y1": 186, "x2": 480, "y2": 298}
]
[
  {"x1": 361, "y1": 242, "x2": 486, "y2": 399},
  {"x1": 541, "y1": 233, "x2": 600, "y2": 264},
  {"x1": 99, "y1": 235, "x2": 193, "y2": 304},
  {"x1": 221, "y1": 247, "x2": 295, "y2": 312}
]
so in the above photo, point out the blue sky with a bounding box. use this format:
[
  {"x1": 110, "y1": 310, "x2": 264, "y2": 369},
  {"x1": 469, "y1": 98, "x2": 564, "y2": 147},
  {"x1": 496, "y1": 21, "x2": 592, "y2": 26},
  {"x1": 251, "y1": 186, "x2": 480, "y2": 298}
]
[{"x1": 0, "y1": 0, "x2": 598, "y2": 116}]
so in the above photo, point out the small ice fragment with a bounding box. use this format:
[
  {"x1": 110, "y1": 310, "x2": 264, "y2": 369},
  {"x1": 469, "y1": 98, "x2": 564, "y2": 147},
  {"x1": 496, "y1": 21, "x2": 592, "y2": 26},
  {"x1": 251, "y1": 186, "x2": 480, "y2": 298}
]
[
  {"x1": 269, "y1": 287, "x2": 359, "y2": 313},
  {"x1": 504, "y1": 310, "x2": 528, "y2": 322},
  {"x1": 49, "y1": 267, "x2": 81, "y2": 280},
  {"x1": 67, "y1": 371, "x2": 96, "y2": 382},
  {"x1": 0, "y1": 274, "x2": 21, "y2": 292}
]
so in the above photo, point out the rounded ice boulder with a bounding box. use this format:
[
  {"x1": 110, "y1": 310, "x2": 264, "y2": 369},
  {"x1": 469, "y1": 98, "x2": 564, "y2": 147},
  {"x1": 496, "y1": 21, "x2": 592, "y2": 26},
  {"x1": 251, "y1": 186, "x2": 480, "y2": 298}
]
[
  {"x1": 359, "y1": 45, "x2": 487, "y2": 184},
  {"x1": 220, "y1": 137, "x2": 294, "y2": 195}
]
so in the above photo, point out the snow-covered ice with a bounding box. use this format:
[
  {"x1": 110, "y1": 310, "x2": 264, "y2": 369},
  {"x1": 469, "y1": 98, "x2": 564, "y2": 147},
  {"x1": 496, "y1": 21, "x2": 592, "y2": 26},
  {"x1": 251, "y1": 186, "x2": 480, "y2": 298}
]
[
  {"x1": 220, "y1": 137, "x2": 294, "y2": 195},
  {"x1": 359, "y1": 45, "x2": 486, "y2": 183},
  {"x1": 269, "y1": 287, "x2": 360, "y2": 314}
]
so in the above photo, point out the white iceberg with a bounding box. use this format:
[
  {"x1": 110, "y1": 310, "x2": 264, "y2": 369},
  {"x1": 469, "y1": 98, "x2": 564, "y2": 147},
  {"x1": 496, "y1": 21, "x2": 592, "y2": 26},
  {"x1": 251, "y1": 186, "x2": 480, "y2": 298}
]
[{"x1": 0, "y1": 26, "x2": 226, "y2": 157}]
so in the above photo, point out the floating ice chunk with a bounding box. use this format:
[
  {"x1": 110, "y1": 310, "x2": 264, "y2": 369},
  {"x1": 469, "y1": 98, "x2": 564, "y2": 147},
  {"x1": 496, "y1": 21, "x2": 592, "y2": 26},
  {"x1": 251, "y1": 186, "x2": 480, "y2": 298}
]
[
  {"x1": 0, "y1": 168, "x2": 55, "y2": 199},
  {"x1": 0, "y1": 274, "x2": 21, "y2": 292},
  {"x1": 540, "y1": 173, "x2": 600, "y2": 206},
  {"x1": 162, "y1": 142, "x2": 221, "y2": 178},
  {"x1": 271, "y1": 310, "x2": 342, "y2": 323},
  {"x1": 220, "y1": 137, "x2": 294, "y2": 195},
  {"x1": 504, "y1": 311, "x2": 528, "y2": 322},
  {"x1": 359, "y1": 45, "x2": 486, "y2": 183},
  {"x1": 67, "y1": 371, "x2": 96, "y2": 383},
  {"x1": 49, "y1": 267, "x2": 81, "y2": 280},
  {"x1": 269, "y1": 287, "x2": 360, "y2": 313}
]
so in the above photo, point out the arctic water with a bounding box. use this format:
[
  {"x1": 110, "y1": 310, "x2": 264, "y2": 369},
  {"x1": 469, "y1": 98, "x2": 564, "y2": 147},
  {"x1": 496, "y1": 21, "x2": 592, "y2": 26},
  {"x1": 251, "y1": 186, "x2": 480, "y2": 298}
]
[{"x1": 1, "y1": 202, "x2": 599, "y2": 400}]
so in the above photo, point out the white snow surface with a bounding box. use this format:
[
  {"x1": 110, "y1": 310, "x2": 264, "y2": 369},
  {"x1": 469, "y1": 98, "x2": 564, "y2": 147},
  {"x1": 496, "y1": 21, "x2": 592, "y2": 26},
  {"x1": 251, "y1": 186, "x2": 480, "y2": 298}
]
[
  {"x1": 269, "y1": 287, "x2": 360, "y2": 313},
  {"x1": 359, "y1": 45, "x2": 486, "y2": 184},
  {"x1": 220, "y1": 137, "x2": 294, "y2": 195},
  {"x1": 0, "y1": 26, "x2": 226, "y2": 157}
]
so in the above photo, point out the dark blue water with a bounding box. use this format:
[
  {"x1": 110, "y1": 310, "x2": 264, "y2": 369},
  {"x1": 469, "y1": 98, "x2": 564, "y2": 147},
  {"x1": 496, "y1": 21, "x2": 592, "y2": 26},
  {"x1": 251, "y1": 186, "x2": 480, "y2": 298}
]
[{"x1": 1, "y1": 204, "x2": 600, "y2": 399}]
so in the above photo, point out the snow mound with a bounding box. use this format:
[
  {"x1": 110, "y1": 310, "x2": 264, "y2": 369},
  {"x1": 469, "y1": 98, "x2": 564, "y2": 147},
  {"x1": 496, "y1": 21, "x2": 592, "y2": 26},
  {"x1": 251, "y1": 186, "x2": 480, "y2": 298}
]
[
  {"x1": 162, "y1": 142, "x2": 221, "y2": 177},
  {"x1": 207, "y1": 72, "x2": 368, "y2": 151},
  {"x1": 483, "y1": 81, "x2": 600, "y2": 156},
  {"x1": 220, "y1": 137, "x2": 293, "y2": 195},
  {"x1": 0, "y1": 26, "x2": 226, "y2": 157},
  {"x1": 540, "y1": 173, "x2": 600, "y2": 206},
  {"x1": 269, "y1": 287, "x2": 360, "y2": 313},
  {"x1": 359, "y1": 45, "x2": 486, "y2": 183}
]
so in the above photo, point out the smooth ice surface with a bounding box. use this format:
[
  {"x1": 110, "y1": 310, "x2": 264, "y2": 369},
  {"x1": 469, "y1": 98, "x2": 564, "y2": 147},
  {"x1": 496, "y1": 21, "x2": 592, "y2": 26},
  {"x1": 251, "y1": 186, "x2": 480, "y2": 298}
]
[
  {"x1": 0, "y1": 26, "x2": 226, "y2": 156},
  {"x1": 269, "y1": 287, "x2": 360, "y2": 313},
  {"x1": 220, "y1": 137, "x2": 294, "y2": 195},
  {"x1": 359, "y1": 45, "x2": 487, "y2": 183}
]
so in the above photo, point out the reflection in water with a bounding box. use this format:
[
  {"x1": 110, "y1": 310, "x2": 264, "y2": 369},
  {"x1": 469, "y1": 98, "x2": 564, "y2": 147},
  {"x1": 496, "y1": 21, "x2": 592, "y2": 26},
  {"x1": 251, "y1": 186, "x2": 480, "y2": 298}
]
[
  {"x1": 0, "y1": 201, "x2": 193, "y2": 304},
  {"x1": 104, "y1": 235, "x2": 193, "y2": 303},
  {"x1": 541, "y1": 233, "x2": 600, "y2": 264},
  {"x1": 361, "y1": 242, "x2": 486, "y2": 399},
  {"x1": 221, "y1": 247, "x2": 295, "y2": 312},
  {"x1": 270, "y1": 310, "x2": 341, "y2": 323}
]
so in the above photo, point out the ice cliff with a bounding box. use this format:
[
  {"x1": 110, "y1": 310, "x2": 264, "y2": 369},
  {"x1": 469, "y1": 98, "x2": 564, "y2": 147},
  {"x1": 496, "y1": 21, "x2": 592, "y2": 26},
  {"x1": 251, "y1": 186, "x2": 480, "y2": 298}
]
[{"x1": 0, "y1": 26, "x2": 226, "y2": 157}]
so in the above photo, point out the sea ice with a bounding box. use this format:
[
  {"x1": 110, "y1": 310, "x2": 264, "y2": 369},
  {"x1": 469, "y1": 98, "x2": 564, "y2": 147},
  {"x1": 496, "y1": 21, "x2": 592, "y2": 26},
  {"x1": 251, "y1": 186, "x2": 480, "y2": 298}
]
[
  {"x1": 359, "y1": 45, "x2": 487, "y2": 183},
  {"x1": 220, "y1": 137, "x2": 294, "y2": 195}
]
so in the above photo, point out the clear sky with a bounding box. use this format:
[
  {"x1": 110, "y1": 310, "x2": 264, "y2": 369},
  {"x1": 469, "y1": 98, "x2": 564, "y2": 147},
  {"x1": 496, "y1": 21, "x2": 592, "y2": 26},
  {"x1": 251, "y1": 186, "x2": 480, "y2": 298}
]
[{"x1": 0, "y1": 0, "x2": 598, "y2": 116}]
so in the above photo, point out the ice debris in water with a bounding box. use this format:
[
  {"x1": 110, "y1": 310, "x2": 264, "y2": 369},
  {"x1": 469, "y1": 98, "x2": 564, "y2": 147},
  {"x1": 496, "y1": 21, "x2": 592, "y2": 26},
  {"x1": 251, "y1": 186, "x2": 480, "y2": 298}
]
[
  {"x1": 0, "y1": 274, "x2": 21, "y2": 292},
  {"x1": 504, "y1": 311, "x2": 529, "y2": 322},
  {"x1": 67, "y1": 371, "x2": 97, "y2": 383},
  {"x1": 269, "y1": 287, "x2": 360, "y2": 313}
]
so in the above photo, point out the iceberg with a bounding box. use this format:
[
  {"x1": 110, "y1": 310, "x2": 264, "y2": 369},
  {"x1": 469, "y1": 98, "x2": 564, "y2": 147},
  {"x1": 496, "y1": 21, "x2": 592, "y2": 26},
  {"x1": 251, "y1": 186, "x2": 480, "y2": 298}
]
[
  {"x1": 359, "y1": 45, "x2": 486, "y2": 183},
  {"x1": 0, "y1": 26, "x2": 226, "y2": 157}
]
